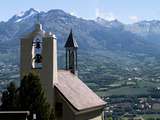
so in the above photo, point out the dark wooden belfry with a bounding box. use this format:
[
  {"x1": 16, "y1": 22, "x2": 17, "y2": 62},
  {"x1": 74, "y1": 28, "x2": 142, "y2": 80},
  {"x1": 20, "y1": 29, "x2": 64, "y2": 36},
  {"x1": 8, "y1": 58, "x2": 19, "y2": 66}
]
[{"x1": 65, "y1": 29, "x2": 78, "y2": 75}]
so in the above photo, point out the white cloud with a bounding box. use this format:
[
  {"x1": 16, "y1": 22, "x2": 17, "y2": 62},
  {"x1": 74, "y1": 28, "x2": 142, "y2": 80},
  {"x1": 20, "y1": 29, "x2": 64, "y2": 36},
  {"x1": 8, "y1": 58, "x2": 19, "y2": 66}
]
[
  {"x1": 129, "y1": 16, "x2": 139, "y2": 22},
  {"x1": 96, "y1": 8, "x2": 116, "y2": 21}
]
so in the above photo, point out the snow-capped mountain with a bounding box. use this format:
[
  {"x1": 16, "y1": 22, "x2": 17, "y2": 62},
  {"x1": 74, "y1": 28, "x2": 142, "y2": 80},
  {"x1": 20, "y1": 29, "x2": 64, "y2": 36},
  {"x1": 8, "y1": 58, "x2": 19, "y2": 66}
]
[
  {"x1": 125, "y1": 20, "x2": 160, "y2": 36},
  {"x1": 1, "y1": 8, "x2": 160, "y2": 86},
  {"x1": 96, "y1": 17, "x2": 160, "y2": 37},
  {"x1": 1, "y1": 8, "x2": 160, "y2": 56},
  {"x1": 8, "y1": 8, "x2": 39, "y2": 23},
  {"x1": 96, "y1": 17, "x2": 124, "y2": 29}
]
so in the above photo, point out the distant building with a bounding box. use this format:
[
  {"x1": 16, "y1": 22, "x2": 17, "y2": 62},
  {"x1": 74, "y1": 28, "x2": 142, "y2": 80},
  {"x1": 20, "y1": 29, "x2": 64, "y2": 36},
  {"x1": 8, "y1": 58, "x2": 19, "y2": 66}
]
[{"x1": 20, "y1": 21, "x2": 106, "y2": 120}]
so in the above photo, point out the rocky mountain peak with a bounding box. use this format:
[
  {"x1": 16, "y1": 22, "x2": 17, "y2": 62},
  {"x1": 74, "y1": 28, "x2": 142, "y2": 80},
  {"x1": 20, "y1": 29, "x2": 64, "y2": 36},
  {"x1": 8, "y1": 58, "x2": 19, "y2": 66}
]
[{"x1": 8, "y1": 8, "x2": 39, "y2": 23}]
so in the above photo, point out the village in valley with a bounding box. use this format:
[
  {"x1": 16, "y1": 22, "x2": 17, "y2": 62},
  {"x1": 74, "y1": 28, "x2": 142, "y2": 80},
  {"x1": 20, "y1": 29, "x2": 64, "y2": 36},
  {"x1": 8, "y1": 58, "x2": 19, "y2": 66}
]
[{"x1": 1, "y1": 1, "x2": 160, "y2": 120}]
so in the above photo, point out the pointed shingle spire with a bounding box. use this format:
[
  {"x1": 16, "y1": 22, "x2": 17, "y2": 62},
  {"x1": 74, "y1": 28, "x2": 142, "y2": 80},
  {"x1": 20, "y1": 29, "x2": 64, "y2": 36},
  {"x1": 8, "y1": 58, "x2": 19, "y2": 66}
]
[{"x1": 64, "y1": 29, "x2": 78, "y2": 48}]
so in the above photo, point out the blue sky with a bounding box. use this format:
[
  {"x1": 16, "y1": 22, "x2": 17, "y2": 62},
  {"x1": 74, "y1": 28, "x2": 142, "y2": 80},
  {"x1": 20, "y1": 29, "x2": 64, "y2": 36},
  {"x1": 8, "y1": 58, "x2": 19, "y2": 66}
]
[{"x1": 0, "y1": 0, "x2": 160, "y2": 23}]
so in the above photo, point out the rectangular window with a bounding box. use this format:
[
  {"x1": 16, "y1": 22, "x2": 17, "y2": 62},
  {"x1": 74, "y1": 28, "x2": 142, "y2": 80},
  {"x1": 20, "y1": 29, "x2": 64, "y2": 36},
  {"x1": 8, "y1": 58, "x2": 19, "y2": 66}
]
[
  {"x1": 55, "y1": 102, "x2": 63, "y2": 118},
  {"x1": 32, "y1": 36, "x2": 43, "y2": 69}
]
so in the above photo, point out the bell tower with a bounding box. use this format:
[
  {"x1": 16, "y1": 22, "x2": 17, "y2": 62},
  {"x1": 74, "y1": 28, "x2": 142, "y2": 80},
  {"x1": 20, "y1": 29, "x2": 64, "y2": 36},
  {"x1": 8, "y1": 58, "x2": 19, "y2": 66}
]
[
  {"x1": 20, "y1": 21, "x2": 57, "y2": 106},
  {"x1": 65, "y1": 29, "x2": 78, "y2": 75}
]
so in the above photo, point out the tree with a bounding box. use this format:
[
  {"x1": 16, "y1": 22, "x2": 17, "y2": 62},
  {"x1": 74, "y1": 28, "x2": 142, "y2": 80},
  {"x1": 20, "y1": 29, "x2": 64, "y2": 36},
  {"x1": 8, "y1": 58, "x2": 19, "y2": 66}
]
[
  {"x1": 1, "y1": 82, "x2": 18, "y2": 110},
  {"x1": 18, "y1": 73, "x2": 54, "y2": 120},
  {"x1": 0, "y1": 73, "x2": 55, "y2": 120}
]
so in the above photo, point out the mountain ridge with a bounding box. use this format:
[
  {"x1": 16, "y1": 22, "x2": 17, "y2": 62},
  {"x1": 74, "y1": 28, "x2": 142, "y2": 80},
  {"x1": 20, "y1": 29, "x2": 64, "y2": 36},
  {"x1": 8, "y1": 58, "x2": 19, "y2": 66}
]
[
  {"x1": 1, "y1": 8, "x2": 160, "y2": 90},
  {"x1": 1, "y1": 8, "x2": 159, "y2": 51}
]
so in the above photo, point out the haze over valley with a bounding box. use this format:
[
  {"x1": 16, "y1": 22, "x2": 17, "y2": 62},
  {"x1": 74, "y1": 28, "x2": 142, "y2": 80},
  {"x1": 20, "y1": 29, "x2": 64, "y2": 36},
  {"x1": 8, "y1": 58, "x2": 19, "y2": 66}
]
[{"x1": 0, "y1": 8, "x2": 160, "y2": 97}]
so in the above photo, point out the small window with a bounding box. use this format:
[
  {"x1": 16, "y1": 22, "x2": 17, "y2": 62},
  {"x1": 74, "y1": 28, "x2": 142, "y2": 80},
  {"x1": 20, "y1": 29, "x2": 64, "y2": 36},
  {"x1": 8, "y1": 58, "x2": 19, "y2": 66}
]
[{"x1": 55, "y1": 102, "x2": 63, "y2": 118}]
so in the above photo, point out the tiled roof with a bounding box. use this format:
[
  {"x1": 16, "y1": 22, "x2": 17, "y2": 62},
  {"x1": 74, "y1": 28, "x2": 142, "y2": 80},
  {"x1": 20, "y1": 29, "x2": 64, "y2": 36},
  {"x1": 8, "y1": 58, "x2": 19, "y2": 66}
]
[{"x1": 54, "y1": 70, "x2": 106, "y2": 111}]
